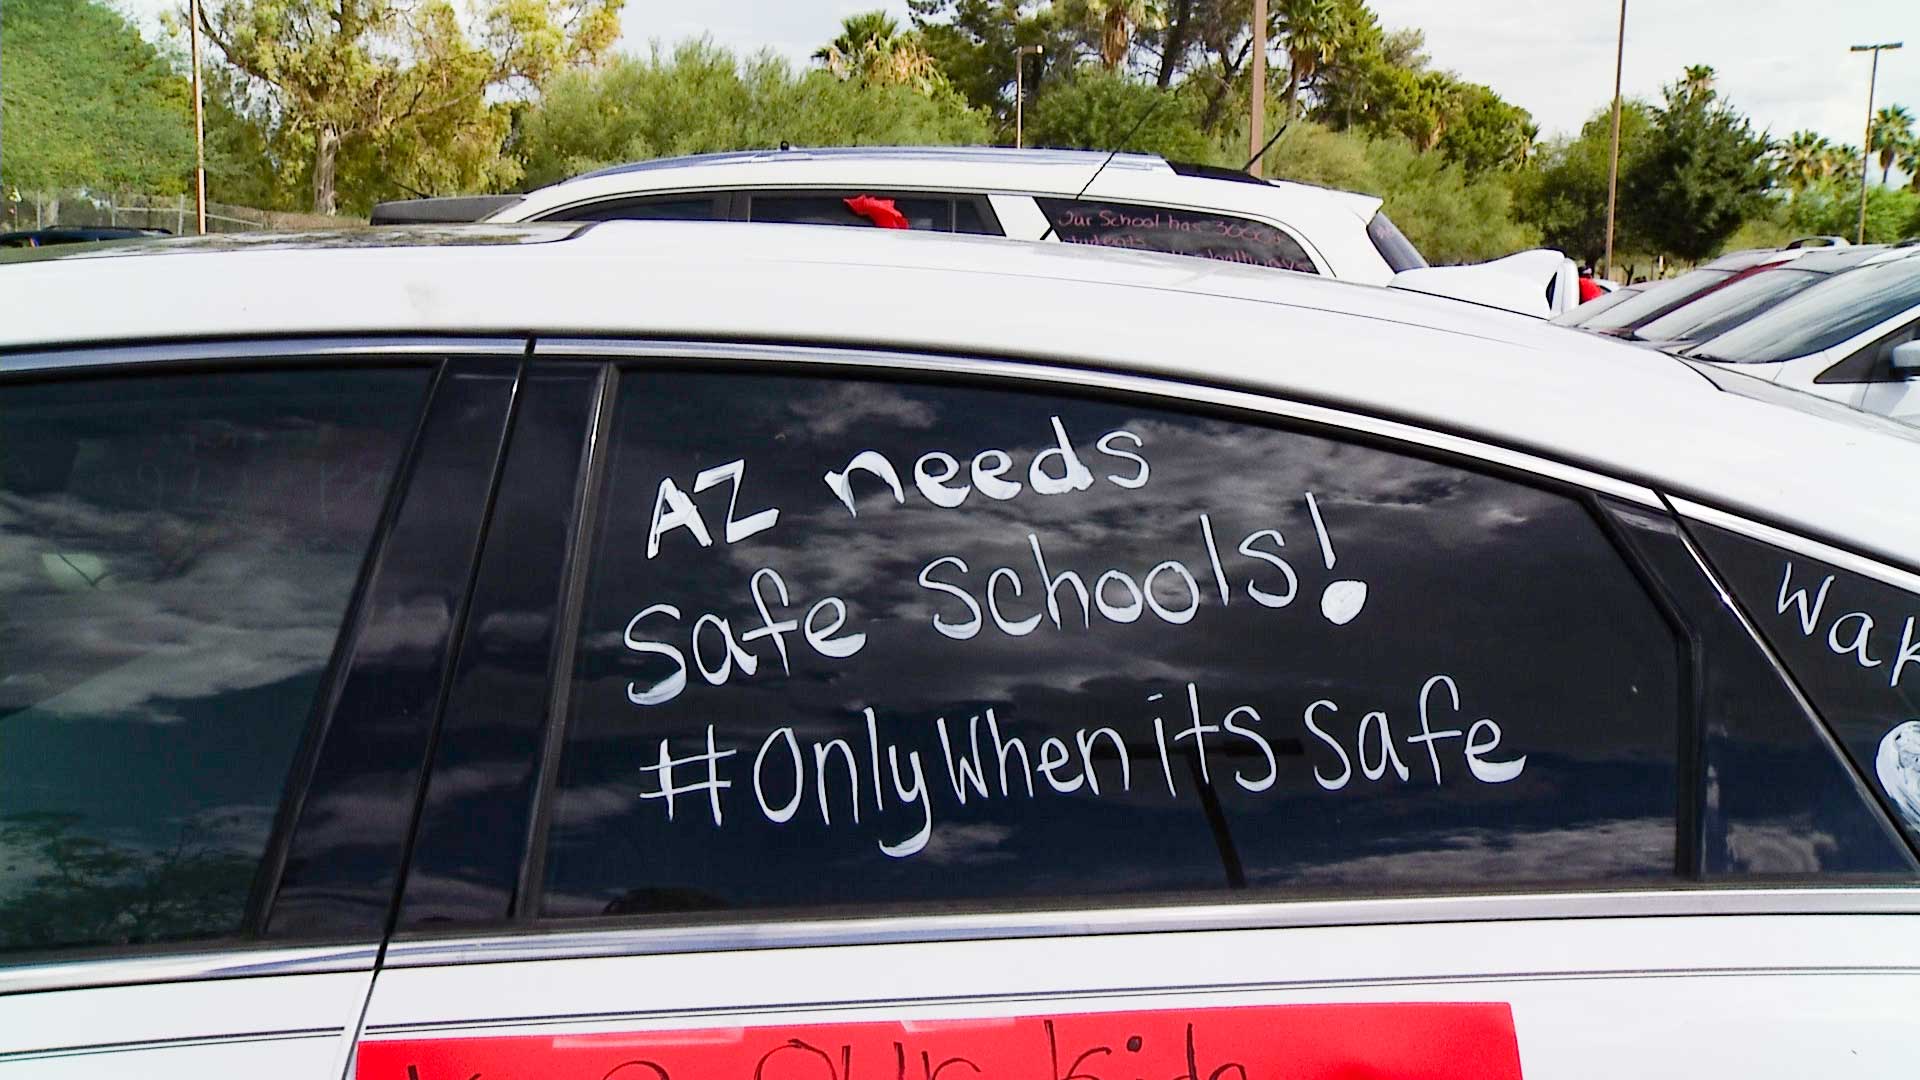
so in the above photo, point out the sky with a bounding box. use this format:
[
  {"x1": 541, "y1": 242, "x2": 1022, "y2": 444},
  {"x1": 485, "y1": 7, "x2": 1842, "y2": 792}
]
[{"x1": 611, "y1": 0, "x2": 1919, "y2": 150}]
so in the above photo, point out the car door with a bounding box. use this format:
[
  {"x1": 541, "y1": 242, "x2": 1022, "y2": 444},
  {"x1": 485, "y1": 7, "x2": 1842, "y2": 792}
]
[
  {"x1": 352, "y1": 343, "x2": 1919, "y2": 1079},
  {"x1": 0, "y1": 343, "x2": 520, "y2": 1077}
]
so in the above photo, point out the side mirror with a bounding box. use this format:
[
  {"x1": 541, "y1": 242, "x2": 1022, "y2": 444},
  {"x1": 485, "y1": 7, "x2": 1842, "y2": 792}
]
[{"x1": 1892, "y1": 339, "x2": 1920, "y2": 377}]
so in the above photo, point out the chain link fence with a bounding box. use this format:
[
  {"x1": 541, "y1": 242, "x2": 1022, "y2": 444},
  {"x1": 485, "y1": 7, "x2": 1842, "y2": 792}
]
[{"x1": 4, "y1": 191, "x2": 355, "y2": 235}]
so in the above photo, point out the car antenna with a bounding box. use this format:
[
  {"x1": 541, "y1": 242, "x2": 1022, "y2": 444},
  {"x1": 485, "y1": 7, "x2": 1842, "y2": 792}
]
[
  {"x1": 1036, "y1": 93, "x2": 1170, "y2": 243},
  {"x1": 1239, "y1": 117, "x2": 1291, "y2": 174}
]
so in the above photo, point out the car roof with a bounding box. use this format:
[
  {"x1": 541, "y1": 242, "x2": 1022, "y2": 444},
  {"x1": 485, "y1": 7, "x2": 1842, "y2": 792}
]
[
  {"x1": 499, "y1": 145, "x2": 1385, "y2": 226},
  {"x1": 4, "y1": 221, "x2": 1914, "y2": 568}
]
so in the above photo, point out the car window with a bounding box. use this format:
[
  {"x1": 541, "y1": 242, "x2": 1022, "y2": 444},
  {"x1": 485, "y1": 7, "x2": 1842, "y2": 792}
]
[
  {"x1": 544, "y1": 195, "x2": 723, "y2": 222},
  {"x1": 1366, "y1": 211, "x2": 1427, "y2": 272},
  {"x1": 535, "y1": 369, "x2": 1681, "y2": 921},
  {"x1": 1695, "y1": 524, "x2": 1920, "y2": 849},
  {"x1": 0, "y1": 367, "x2": 428, "y2": 956},
  {"x1": 746, "y1": 193, "x2": 1001, "y2": 235},
  {"x1": 1035, "y1": 198, "x2": 1319, "y2": 274},
  {"x1": 1634, "y1": 267, "x2": 1824, "y2": 345},
  {"x1": 1688, "y1": 258, "x2": 1920, "y2": 364},
  {"x1": 1816, "y1": 319, "x2": 1920, "y2": 385},
  {"x1": 1551, "y1": 285, "x2": 1641, "y2": 327},
  {"x1": 1578, "y1": 268, "x2": 1735, "y2": 332}
]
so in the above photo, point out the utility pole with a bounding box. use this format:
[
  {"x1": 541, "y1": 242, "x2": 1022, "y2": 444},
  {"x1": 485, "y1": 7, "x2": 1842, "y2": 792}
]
[
  {"x1": 1602, "y1": 0, "x2": 1627, "y2": 282},
  {"x1": 1249, "y1": 0, "x2": 1266, "y2": 177},
  {"x1": 1851, "y1": 42, "x2": 1902, "y2": 245},
  {"x1": 190, "y1": 0, "x2": 208, "y2": 233},
  {"x1": 1014, "y1": 44, "x2": 1042, "y2": 149}
]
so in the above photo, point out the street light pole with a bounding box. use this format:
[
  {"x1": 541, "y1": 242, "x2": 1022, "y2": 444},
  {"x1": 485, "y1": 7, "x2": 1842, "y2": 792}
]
[
  {"x1": 1850, "y1": 41, "x2": 1902, "y2": 245},
  {"x1": 1249, "y1": 0, "x2": 1267, "y2": 177},
  {"x1": 190, "y1": 0, "x2": 208, "y2": 234},
  {"x1": 1602, "y1": 0, "x2": 1627, "y2": 283},
  {"x1": 1014, "y1": 44, "x2": 1042, "y2": 149}
]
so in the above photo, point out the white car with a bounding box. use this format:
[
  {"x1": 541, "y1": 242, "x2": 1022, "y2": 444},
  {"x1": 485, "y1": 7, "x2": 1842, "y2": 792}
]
[
  {"x1": 1680, "y1": 251, "x2": 1920, "y2": 425},
  {"x1": 377, "y1": 146, "x2": 1576, "y2": 316},
  {"x1": 2, "y1": 223, "x2": 1917, "y2": 1079}
]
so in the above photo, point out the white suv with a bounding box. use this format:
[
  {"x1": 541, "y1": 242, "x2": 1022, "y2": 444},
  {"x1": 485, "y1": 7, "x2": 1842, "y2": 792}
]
[{"x1": 376, "y1": 146, "x2": 1574, "y2": 315}]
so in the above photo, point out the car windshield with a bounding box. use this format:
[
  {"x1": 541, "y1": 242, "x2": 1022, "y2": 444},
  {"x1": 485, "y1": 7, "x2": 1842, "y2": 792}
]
[
  {"x1": 1686, "y1": 257, "x2": 1920, "y2": 364},
  {"x1": 1579, "y1": 268, "x2": 1735, "y2": 331},
  {"x1": 1551, "y1": 285, "x2": 1639, "y2": 327},
  {"x1": 1633, "y1": 266, "x2": 1825, "y2": 345}
]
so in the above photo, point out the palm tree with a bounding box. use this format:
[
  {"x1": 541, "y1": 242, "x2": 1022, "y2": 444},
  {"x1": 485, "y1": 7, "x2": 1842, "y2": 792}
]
[
  {"x1": 1819, "y1": 143, "x2": 1861, "y2": 186},
  {"x1": 1680, "y1": 64, "x2": 1716, "y2": 103},
  {"x1": 812, "y1": 10, "x2": 942, "y2": 92},
  {"x1": 813, "y1": 10, "x2": 900, "y2": 65},
  {"x1": 1084, "y1": 0, "x2": 1156, "y2": 70},
  {"x1": 1273, "y1": 0, "x2": 1344, "y2": 118},
  {"x1": 1902, "y1": 144, "x2": 1920, "y2": 193},
  {"x1": 1871, "y1": 104, "x2": 1915, "y2": 186},
  {"x1": 1774, "y1": 130, "x2": 1835, "y2": 192}
]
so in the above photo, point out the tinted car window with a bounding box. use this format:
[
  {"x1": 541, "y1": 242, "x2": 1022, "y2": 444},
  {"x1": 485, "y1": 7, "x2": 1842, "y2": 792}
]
[
  {"x1": 1036, "y1": 199, "x2": 1319, "y2": 273},
  {"x1": 1633, "y1": 267, "x2": 1825, "y2": 345},
  {"x1": 1687, "y1": 258, "x2": 1920, "y2": 364},
  {"x1": 1366, "y1": 211, "x2": 1427, "y2": 271},
  {"x1": 747, "y1": 193, "x2": 999, "y2": 235},
  {"x1": 0, "y1": 368, "x2": 428, "y2": 955},
  {"x1": 1696, "y1": 524, "x2": 1920, "y2": 848},
  {"x1": 1579, "y1": 268, "x2": 1735, "y2": 332},
  {"x1": 1605, "y1": 503, "x2": 1915, "y2": 875},
  {"x1": 547, "y1": 196, "x2": 722, "y2": 222},
  {"x1": 537, "y1": 370, "x2": 1680, "y2": 920}
]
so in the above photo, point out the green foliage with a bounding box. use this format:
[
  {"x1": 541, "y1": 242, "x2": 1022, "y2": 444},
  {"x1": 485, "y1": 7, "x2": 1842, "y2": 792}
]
[
  {"x1": 200, "y1": 0, "x2": 625, "y2": 213},
  {"x1": 1512, "y1": 104, "x2": 1654, "y2": 265},
  {"x1": 1360, "y1": 136, "x2": 1538, "y2": 262},
  {"x1": 0, "y1": 0, "x2": 196, "y2": 193},
  {"x1": 1784, "y1": 180, "x2": 1920, "y2": 244},
  {"x1": 1024, "y1": 68, "x2": 1214, "y2": 161},
  {"x1": 1621, "y1": 74, "x2": 1774, "y2": 262},
  {"x1": 514, "y1": 40, "x2": 992, "y2": 190},
  {"x1": 1438, "y1": 83, "x2": 1536, "y2": 174},
  {"x1": 909, "y1": 0, "x2": 1077, "y2": 131}
]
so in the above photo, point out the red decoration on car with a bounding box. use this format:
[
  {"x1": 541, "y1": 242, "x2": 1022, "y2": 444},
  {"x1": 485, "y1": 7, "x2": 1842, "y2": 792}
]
[
  {"x1": 845, "y1": 194, "x2": 911, "y2": 229},
  {"x1": 356, "y1": 1001, "x2": 1524, "y2": 1079}
]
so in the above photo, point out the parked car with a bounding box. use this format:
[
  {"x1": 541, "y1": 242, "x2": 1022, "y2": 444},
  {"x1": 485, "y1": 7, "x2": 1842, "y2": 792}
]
[
  {"x1": 1629, "y1": 245, "x2": 1916, "y2": 351},
  {"x1": 1554, "y1": 248, "x2": 1806, "y2": 338},
  {"x1": 1681, "y1": 252, "x2": 1920, "y2": 425},
  {"x1": 374, "y1": 146, "x2": 1578, "y2": 317},
  {"x1": 3, "y1": 223, "x2": 1918, "y2": 1079}
]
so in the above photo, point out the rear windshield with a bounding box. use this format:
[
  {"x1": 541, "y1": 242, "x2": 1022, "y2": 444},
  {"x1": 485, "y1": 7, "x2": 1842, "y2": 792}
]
[
  {"x1": 1366, "y1": 211, "x2": 1427, "y2": 272},
  {"x1": 1686, "y1": 258, "x2": 1920, "y2": 364},
  {"x1": 1634, "y1": 267, "x2": 1823, "y2": 344},
  {"x1": 1579, "y1": 268, "x2": 1734, "y2": 332}
]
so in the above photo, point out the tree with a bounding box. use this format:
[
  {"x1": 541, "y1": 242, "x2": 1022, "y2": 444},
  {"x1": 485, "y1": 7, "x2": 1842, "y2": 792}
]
[
  {"x1": 1076, "y1": 0, "x2": 1157, "y2": 70},
  {"x1": 1271, "y1": 0, "x2": 1343, "y2": 118},
  {"x1": 1621, "y1": 70, "x2": 1773, "y2": 262},
  {"x1": 1774, "y1": 129, "x2": 1837, "y2": 193},
  {"x1": 1023, "y1": 66, "x2": 1213, "y2": 160},
  {"x1": 513, "y1": 40, "x2": 991, "y2": 189},
  {"x1": 813, "y1": 10, "x2": 948, "y2": 92},
  {"x1": 1436, "y1": 82, "x2": 1535, "y2": 174},
  {"x1": 0, "y1": 0, "x2": 195, "y2": 194},
  {"x1": 1871, "y1": 104, "x2": 1914, "y2": 186},
  {"x1": 908, "y1": 0, "x2": 1079, "y2": 132},
  {"x1": 1512, "y1": 103, "x2": 1655, "y2": 264},
  {"x1": 199, "y1": 0, "x2": 623, "y2": 214}
]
